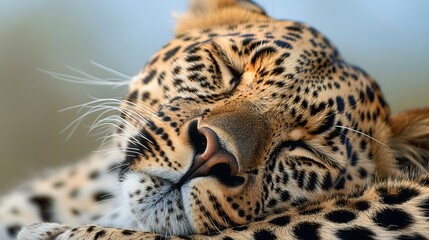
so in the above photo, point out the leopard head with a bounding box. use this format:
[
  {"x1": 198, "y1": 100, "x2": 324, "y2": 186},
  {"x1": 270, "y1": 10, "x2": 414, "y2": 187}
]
[{"x1": 116, "y1": 0, "x2": 429, "y2": 235}]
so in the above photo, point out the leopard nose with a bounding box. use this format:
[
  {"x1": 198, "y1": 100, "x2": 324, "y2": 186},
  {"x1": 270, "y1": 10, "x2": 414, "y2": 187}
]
[
  {"x1": 176, "y1": 121, "x2": 242, "y2": 187},
  {"x1": 193, "y1": 126, "x2": 239, "y2": 176}
]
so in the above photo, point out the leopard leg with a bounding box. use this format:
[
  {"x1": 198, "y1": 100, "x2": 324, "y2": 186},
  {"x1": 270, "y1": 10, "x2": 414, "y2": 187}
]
[{"x1": 17, "y1": 175, "x2": 429, "y2": 240}]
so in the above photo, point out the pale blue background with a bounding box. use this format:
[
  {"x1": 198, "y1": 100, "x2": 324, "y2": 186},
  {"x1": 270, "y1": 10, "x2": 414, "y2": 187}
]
[{"x1": 0, "y1": 1, "x2": 428, "y2": 192}]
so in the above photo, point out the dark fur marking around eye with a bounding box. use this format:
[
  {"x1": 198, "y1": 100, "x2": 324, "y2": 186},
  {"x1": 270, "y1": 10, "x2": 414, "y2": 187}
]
[
  {"x1": 250, "y1": 46, "x2": 277, "y2": 65},
  {"x1": 29, "y1": 195, "x2": 54, "y2": 222},
  {"x1": 309, "y1": 112, "x2": 335, "y2": 135},
  {"x1": 226, "y1": 64, "x2": 242, "y2": 86}
]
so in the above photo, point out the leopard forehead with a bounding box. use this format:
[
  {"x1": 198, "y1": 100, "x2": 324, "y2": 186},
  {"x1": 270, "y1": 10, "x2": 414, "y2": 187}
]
[{"x1": 117, "y1": 2, "x2": 391, "y2": 236}]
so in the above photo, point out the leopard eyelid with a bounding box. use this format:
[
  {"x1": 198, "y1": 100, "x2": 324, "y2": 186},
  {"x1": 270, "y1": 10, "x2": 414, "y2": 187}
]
[{"x1": 286, "y1": 140, "x2": 339, "y2": 168}]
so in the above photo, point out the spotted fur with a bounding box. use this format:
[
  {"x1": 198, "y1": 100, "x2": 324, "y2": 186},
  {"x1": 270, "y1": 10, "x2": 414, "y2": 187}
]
[{"x1": 1, "y1": 1, "x2": 429, "y2": 240}]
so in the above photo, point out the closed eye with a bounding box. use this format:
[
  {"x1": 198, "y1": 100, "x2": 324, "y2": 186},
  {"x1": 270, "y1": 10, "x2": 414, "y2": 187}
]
[
  {"x1": 282, "y1": 140, "x2": 341, "y2": 169},
  {"x1": 210, "y1": 42, "x2": 243, "y2": 87}
]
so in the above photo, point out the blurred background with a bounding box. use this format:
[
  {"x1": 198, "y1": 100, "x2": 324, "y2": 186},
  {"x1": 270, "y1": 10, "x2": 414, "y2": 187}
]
[{"x1": 0, "y1": 0, "x2": 428, "y2": 193}]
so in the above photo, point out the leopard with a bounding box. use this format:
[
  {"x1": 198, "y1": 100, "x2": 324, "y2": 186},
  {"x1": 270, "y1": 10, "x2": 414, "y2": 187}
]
[{"x1": 1, "y1": 0, "x2": 429, "y2": 239}]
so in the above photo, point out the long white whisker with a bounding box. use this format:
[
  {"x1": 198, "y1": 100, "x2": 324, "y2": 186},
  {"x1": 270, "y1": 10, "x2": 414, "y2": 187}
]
[
  {"x1": 90, "y1": 60, "x2": 132, "y2": 79},
  {"x1": 59, "y1": 98, "x2": 121, "y2": 112},
  {"x1": 96, "y1": 205, "x2": 128, "y2": 223},
  {"x1": 65, "y1": 64, "x2": 130, "y2": 87},
  {"x1": 335, "y1": 125, "x2": 390, "y2": 148},
  {"x1": 38, "y1": 68, "x2": 129, "y2": 87},
  {"x1": 60, "y1": 105, "x2": 120, "y2": 139}
]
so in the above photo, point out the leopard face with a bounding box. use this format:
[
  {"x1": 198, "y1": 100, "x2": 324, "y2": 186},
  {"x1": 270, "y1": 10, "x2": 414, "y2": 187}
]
[{"x1": 116, "y1": 1, "x2": 390, "y2": 236}]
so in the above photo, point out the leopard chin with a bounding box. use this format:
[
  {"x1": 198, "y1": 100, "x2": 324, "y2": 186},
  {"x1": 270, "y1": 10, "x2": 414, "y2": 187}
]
[{"x1": 121, "y1": 172, "x2": 194, "y2": 236}]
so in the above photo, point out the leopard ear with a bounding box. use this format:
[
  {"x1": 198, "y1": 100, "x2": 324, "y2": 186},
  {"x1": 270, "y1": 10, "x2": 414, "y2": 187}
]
[
  {"x1": 175, "y1": 0, "x2": 270, "y2": 35},
  {"x1": 389, "y1": 108, "x2": 429, "y2": 176}
]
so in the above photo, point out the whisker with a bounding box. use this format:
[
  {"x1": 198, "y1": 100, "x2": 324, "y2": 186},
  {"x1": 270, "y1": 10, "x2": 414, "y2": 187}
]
[
  {"x1": 335, "y1": 125, "x2": 390, "y2": 148},
  {"x1": 65, "y1": 64, "x2": 129, "y2": 84},
  {"x1": 38, "y1": 60, "x2": 131, "y2": 89},
  {"x1": 106, "y1": 163, "x2": 129, "y2": 173},
  {"x1": 90, "y1": 60, "x2": 132, "y2": 79},
  {"x1": 38, "y1": 68, "x2": 129, "y2": 88},
  {"x1": 96, "y1": 204, "x2": 127, "y2": 224}
]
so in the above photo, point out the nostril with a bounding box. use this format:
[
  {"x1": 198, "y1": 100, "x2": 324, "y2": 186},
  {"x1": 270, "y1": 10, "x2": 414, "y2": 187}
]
[
  {"x1": 179, "y1": 121, "x2": 242, "y2": 188},
  {"x1": 209, "y1": 163, "x2": 245, "y2": 187},
  {"x1": 188, "y1": 120, "x2": 207, "y2": 154}
]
